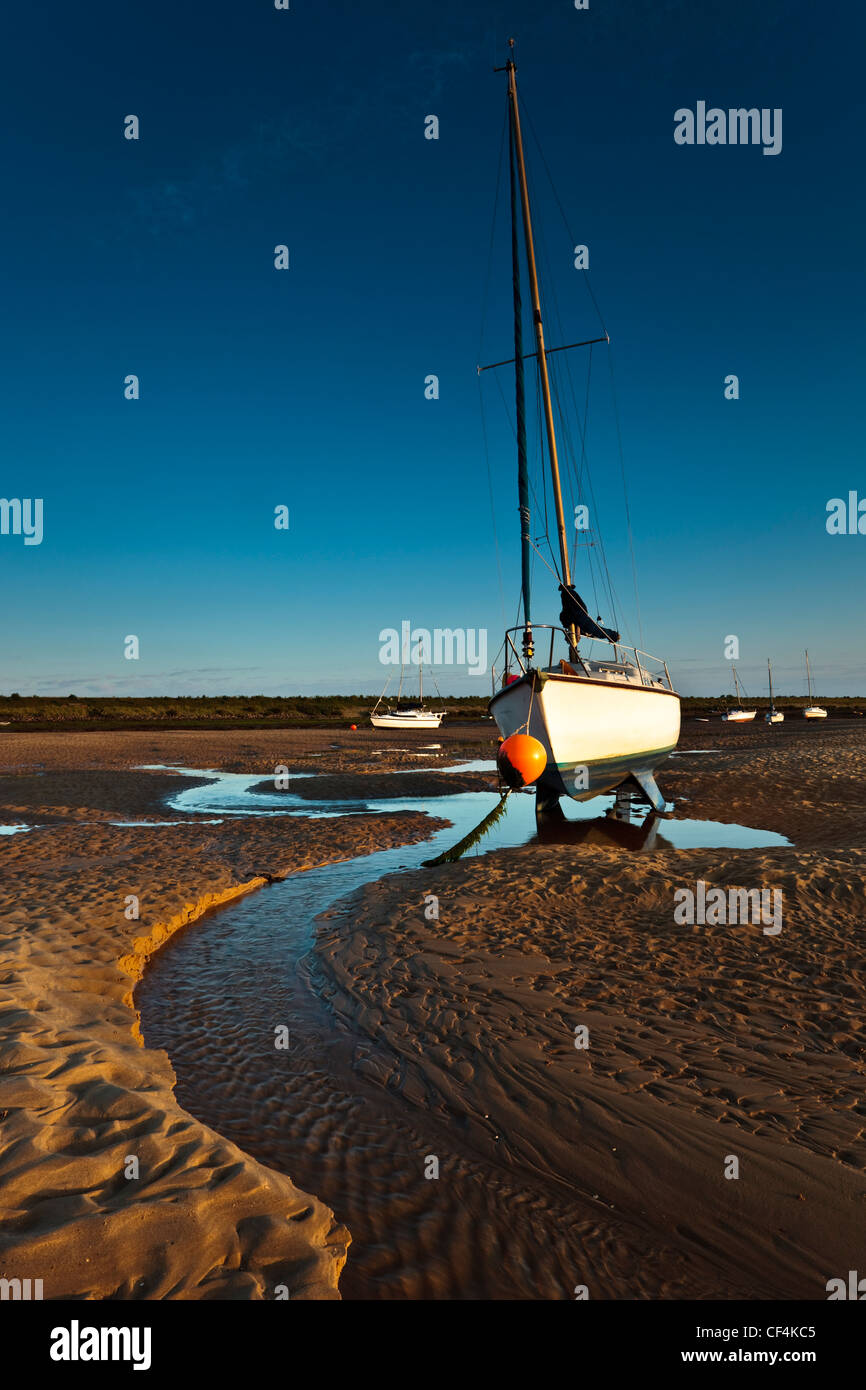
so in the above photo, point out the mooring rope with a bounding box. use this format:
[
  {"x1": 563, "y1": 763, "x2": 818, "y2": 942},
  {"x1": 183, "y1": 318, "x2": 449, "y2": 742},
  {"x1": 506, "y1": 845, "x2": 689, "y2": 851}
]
[{"x1": 423, "y1": 789, "x2": 512, "y2": 867}]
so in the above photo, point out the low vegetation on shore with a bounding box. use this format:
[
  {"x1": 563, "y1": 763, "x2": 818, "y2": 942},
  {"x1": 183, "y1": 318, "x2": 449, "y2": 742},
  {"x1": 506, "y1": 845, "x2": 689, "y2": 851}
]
[{"x1": 0, "y1": 692, "x2": 863, "y2": 732}]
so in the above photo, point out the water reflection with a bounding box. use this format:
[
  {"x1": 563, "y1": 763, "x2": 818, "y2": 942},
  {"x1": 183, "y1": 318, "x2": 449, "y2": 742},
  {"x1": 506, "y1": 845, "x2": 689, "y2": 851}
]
[{"x1": 138, "y1": 766, "x2": 790, "y2": 855}]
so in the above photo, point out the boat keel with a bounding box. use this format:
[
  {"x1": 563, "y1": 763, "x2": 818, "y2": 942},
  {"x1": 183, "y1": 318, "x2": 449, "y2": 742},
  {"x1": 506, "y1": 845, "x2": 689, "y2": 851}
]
[
  {"x1": 535, "y1": 784, "x2": 567, "y2": 822},
  {"x1": 626, "y1": 768, "x2": 668, "y2": 813}
]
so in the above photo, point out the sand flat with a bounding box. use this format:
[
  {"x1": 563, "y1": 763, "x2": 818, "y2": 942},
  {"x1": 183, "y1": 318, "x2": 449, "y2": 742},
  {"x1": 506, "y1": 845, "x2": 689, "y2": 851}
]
[
  {"x1": 1, "y1": 722, "x2": 865, "y2": 1299},
  {"x1": 0, "y1": 741, "x2": 442, "y2": 1299},
  {"x1": 306, "y1": 722, "x2": 866, "y2": 1297},
  {"x1": 313, "y1": 842, "x2": 866, "y2": 1296}
]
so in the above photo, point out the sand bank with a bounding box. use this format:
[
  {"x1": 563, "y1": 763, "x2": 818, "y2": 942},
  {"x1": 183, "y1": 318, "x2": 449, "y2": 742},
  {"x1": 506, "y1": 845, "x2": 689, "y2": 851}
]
[
  {"x1": 309, "y1": 725, "x2": 866, "y2": 1297},
  {"x1": 0, "y1": 747, "x2": 441, "y2": 1299},
  {"x1": 0, "y1": 724, "x2": 491, "y2": 779},
  {"x1": 2, "y1": 721, "x2": 864, "y2": 1300}
]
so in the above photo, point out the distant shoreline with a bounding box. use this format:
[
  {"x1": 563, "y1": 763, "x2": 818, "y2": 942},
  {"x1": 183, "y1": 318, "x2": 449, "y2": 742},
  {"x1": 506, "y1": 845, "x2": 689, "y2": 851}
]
[{"x1": 0, "y1": 692, "x2": 864, "y2": 734}]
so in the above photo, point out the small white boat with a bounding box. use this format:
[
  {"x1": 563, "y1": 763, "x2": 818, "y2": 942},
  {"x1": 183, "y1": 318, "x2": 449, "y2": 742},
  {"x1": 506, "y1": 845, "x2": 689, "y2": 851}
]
[
  {"x1": 371, "y1": 663, "x2": 445, "y2": 730},
  {"x1": 765, "y1": 659, "x2": 784, "y2": 723},
  {"x1": 722, "y1": 667, "x2": 756, "y2": 722},
  {"x1": 803, "y1": 650, "x2": 827, "y2": 719},
  {"x1": 371, "y1": 708, "x2": 443, "y2": 730}
]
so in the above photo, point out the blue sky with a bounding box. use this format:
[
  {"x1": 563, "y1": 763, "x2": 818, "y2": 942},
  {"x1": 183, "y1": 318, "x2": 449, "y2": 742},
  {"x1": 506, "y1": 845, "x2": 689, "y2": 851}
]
[{"x1": 2, "y1": 0, "x2": 864, "y2": 697}]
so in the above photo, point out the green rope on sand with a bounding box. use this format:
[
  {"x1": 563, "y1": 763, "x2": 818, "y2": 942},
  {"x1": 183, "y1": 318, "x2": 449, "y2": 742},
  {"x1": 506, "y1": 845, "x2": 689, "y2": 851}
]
[{"x1": 423, "y1": 790, "x2": 511, "y2": 866}]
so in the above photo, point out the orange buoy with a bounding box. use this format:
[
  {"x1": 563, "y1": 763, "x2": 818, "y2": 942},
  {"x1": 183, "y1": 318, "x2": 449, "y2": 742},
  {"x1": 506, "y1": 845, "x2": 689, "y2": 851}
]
[
  {"x1": 349, "y1": 724, "x2": 357, "y2": 731},
  {"x1": 497, "y1": 733, "x2": 547, "y2": 788}
]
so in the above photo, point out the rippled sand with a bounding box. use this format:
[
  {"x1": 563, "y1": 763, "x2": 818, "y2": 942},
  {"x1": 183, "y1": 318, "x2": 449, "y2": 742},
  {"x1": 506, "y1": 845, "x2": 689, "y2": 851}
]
[
  {"x1": 314, "y1": 843, "x2": 866, "y2": 1298},
  {"x1": 143, "y1": 855, "x2": 722, "y2": 1299},
  {"x1": 2, "y1": 722, "x2": 865, "y2": 1299},
  {"x1": 0, "y1": 736, "x2": 444, "y2": 1300}
]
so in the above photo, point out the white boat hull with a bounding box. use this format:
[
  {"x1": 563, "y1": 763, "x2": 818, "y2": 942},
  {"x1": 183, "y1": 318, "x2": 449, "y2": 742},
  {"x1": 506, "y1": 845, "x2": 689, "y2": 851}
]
[
  {"x1": 490, "y1": 670, "x2": 680, "y2": 808},
  {"x1": 371, "y1": 712, "x2": 443, "y2": 729},
  {"x1": 803, "y1": 707, "x2": 828, "y2": 719},
  {"x1": 722, "y1": 709, "x2": 756, "y2": 723},
  {"x1": 765, "y1": 712, "x2": 784, "y2": 724}
]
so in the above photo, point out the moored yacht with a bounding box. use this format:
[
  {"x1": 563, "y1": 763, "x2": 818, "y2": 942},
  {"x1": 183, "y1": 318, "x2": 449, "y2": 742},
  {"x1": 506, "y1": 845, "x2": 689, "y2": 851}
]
[
  {"x1": 484, "y1": 44, "x2": 679, "y2": 815},
  {"x1": 371, "y1": 663, "x2": 444, "y2": 730},
  {"x1": 722, "y1": 666, "x2": 756, "y2": 722},
  {"x1": 371, "y1": 707, "x2": 444, "y2": 730},
  {"x1": 765, "y1": 659, "x2": 784, "y2": 723},
  {"x1": 803, "y1": 650, "x2": 827, "y2": 719}
]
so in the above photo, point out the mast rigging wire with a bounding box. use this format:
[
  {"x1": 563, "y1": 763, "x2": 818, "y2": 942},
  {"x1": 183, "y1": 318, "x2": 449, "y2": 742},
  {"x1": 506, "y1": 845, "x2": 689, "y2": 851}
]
[
  {"x1": 522, "y1": 142, "x2": 623, "y2": 638},
  {"x1": 477, "y1": 101, "x2": 510, "y2": 636},
  {"x1": 521, "y1": 93, "x2": 645, "y2": 649}
]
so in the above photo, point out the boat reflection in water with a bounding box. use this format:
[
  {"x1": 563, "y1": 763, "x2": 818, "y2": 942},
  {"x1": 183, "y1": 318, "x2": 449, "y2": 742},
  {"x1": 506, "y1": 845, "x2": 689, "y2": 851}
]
[{"x1": 534, "y1": 789, "x2": 668, "y2": 852}]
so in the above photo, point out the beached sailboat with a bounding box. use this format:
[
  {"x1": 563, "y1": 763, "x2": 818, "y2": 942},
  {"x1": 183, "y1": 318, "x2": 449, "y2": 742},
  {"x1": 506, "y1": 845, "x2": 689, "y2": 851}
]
[
  {"x1": 371, "y1": 663, "x2": 444, "y2": 729},
  {"x1": 803, "y1": 650, "x2": 827, "y2": 719},
  {"x1": 485, "y1": 44, "x2": 680, "y2": 815},
  {"x1": 722, "y1": 666, "x2": 756, "y2": 722},
  {"x1": 765, "y1": 659, "x2": 784, "y2": 723}
]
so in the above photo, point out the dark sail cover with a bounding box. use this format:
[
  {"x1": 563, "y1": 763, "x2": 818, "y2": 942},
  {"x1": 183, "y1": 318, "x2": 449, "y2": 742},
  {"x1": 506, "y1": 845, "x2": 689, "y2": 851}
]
[{"x1": 559, "y1": 584, "x2": 620, "y2": 643}]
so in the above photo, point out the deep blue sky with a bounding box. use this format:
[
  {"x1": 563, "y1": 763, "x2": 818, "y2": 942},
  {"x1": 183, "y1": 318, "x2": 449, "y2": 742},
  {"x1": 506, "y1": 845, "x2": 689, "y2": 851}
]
[{"x1": 2, "y1": 0, "x2": 864, "y2": 697}]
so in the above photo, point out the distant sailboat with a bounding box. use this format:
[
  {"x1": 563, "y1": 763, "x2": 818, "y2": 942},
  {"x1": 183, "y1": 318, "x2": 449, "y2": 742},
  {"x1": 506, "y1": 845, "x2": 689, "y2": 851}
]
[
  {"x1": 485, "y1": 44, "x2": 679, "y2": 815},
  {"x1": 765, "y1": 659, "x2": 784, "y2": 723},
  {"x1": 803, "y1": 650, "x2": 827, "y2": 719},
  {"x1": 722, "y1": 666, "x2": 756, "y2": 722},
  {"x1": 371, "y1": 662, "x2": 444, "y2": 730}
]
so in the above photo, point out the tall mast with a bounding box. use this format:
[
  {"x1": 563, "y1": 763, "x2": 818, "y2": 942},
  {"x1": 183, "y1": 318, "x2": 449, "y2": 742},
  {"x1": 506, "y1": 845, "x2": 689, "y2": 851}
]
[
  {"x1": 503, "y1": 43, "x2": 572, "y2": 593},
  {"x1": 805, "y1": 649, "x2": 813, "y2": 701},
  {"x1": 768, "y1": 658, "x2": 774, "y2": 707},
  {"x1": 733, "y1": 666, "x2": 742, "y2": 704},
  {"x1": 507, "y1": 75, "x2": 533, "y2": 660}
]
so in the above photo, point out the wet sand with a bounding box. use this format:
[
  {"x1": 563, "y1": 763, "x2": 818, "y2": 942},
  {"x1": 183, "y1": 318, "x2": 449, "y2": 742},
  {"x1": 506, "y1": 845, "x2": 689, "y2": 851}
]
[
  {"x1": 314, "y1": 843, "x2": 866, "y2": 1298},
  {"x1": 0, "y1": 723, "x2": 491, "y2": 780},
  {"x1": 1, "y1": 720, "x2": 864, "y2": 1298},
  {"x1": 0, "y1": 734, "x2": 445, "y2": 1299}
]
